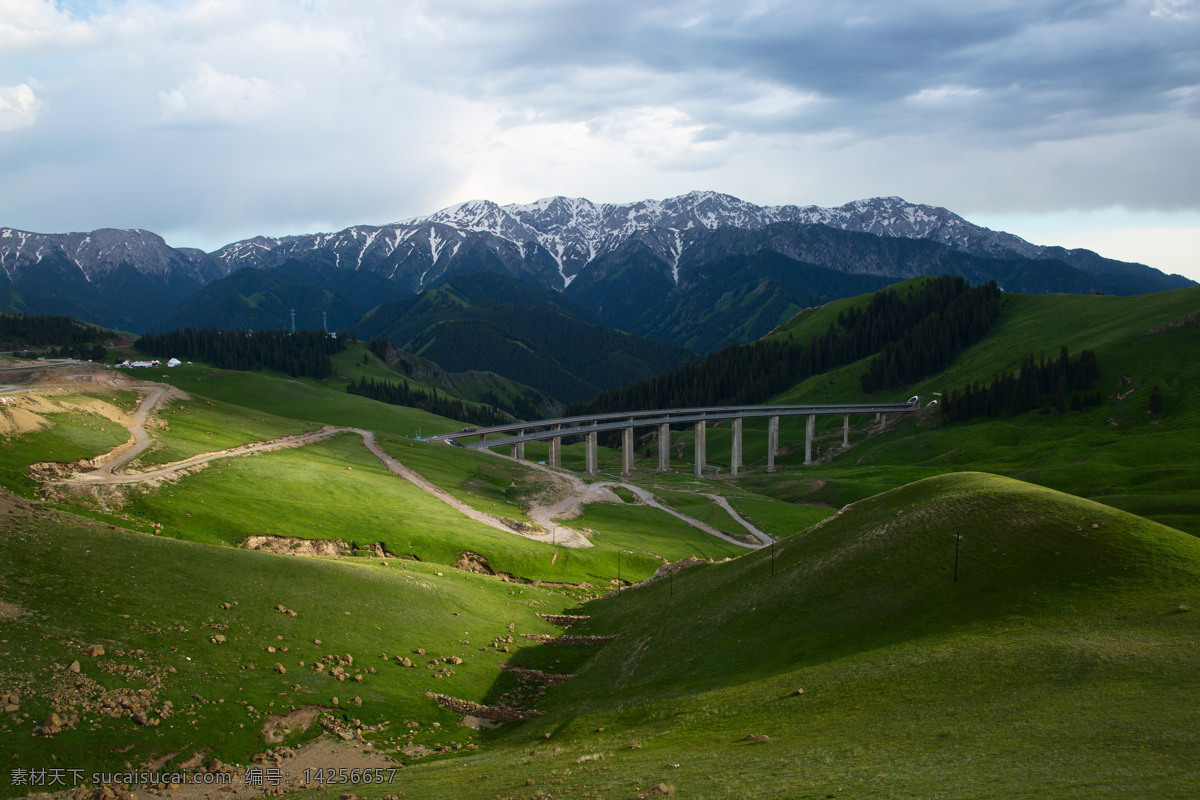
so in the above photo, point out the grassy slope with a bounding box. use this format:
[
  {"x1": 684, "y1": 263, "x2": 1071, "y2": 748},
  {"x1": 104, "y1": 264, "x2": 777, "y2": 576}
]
[
  {"x1": 7, "y1": 282, "x2": 1197, "y2": 797},
  {"x1": 0, "y1": 390, "x2": 135, "y2": 496},
  {"x1": 0, "y1": 499, "x2": 571, "y2": 793},
  {"x1": 15, "y1": 368, "x2": 750, "y2": 589},
  {"x1": 750, "y1": 286, "x2": 1200, "y2": 535},
  {"x1": 327, "y1": 342, "x2": 548, "y2": 420},
  {"x1": 130, "y1": 394, "x2": 316, "y2": 468},
  {"x1": 398, "y1": 473, "x2": 1200, "y2": 798},
  {"x1": 115, "y1": 432, "x2": 669, "y2": 586}
]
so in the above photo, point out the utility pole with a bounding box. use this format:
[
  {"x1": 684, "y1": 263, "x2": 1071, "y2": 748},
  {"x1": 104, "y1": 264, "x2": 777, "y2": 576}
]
[{"x1": 290, "y1": 309, "x2": 296, "y2": 334}]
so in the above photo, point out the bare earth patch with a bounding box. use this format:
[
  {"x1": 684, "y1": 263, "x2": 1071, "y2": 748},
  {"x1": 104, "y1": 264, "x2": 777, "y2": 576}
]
[
  {"x1": 0, "y1": 598, "x2": 29, "y2": 620},
  {"x1": 243, "y1": 535, "x2": 351, "y2": 559},
  {"x1": 261, "y1": 705, "x2": 322, "y2": 744}
]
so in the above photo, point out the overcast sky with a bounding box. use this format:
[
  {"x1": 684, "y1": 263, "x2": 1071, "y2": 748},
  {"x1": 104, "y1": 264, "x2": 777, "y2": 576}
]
[{"x1": 2, "y1": 0, "x2": 1198, "y2": 279}]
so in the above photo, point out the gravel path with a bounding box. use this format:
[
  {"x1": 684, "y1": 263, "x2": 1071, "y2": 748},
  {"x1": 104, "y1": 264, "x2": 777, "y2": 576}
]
[
  {"x1": 703, "y1": 493, "x2": 774, "y2": 544},
  {"x1": 489, "y1": 452, "x2": 765, "y2": 550}
]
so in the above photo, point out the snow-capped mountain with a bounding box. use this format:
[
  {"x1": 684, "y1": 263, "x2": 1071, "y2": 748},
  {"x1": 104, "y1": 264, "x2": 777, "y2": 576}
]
[
  {"x1": 0, "y1": 227, "x2": 221, "y2": 284},
  {"x1": 0, "y1": 227, "x2": 224, "y2": 332},
  {"x1": 2, "y1": 192, "x2": 1192, "y2": 340},
  {"x1": 210, "y1": 192, "x2": 1173, "y2": 294}
]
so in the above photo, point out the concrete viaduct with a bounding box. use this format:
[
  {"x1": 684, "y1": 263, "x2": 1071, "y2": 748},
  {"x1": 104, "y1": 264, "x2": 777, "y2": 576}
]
[{"x1": 429, "y1": 400, "x2": 919, "y2": 477}]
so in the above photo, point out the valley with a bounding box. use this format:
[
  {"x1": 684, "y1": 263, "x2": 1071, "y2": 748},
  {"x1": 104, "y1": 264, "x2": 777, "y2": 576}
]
[{"x1": 0, "y1": 277, "x2": 1196, "y2": 799}]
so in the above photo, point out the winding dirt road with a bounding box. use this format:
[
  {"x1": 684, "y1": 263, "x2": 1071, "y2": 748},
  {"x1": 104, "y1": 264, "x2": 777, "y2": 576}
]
[
  {"x1": 492, "y1": 453, "x2": 766, "y2": 550},
  {"x1": 43, "y1": 373, "x2": 765, "y2": 552}
]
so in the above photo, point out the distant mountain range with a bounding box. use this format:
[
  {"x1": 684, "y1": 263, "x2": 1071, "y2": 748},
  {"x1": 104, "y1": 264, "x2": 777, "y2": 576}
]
[{"x1": 1, "y1": 193, "x2": 1193, "y2": 349}]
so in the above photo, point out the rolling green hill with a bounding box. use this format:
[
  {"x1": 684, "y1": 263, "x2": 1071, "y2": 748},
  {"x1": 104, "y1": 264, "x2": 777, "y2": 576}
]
[
  {"x1": 3, "y1": 279, "x2": 1199, "y2": 799},
  {"x1": 397, "y1": 473, "x2": 1200, "y2": 798},
  {"x1": 757, "y1": 284, "x2": 1200, "y2": 536}
]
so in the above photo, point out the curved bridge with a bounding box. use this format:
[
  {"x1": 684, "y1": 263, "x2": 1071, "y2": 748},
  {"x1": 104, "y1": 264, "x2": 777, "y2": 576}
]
[{"x1": 430, "y1": 399, "x2": 919, "y2": 477}]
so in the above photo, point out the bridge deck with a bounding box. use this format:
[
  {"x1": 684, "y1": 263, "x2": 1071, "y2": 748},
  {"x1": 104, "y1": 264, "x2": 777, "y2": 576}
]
[{"x1": 434, "y1": 401, "x2": 918, "y2": 450}]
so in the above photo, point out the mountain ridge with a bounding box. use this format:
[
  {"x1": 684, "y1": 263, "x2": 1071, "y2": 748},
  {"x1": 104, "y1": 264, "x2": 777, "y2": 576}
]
[{"x1": 2, "y1": 193, "x2": 1192, "y2": 339}]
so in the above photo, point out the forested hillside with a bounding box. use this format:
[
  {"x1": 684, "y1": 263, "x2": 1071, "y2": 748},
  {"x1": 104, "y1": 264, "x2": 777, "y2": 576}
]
[
  {"x1": 356, "y1": 272, "x2": 694, "y2": 402},
  {"x1": 136, "y1": 328, "x2": 346, "y2": 379},
  {"x1": 571, "y1": 276, "x2": 1000, "y2": 412}
]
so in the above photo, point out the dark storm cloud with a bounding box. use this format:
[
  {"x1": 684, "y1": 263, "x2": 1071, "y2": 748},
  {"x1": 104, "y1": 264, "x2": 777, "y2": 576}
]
[
  {"x1": 418, "y1": 0, "x2": 1199, "y2": 142},
  {"x1": 1, "y1": 0, "x2": 1198, "y2": 268}
]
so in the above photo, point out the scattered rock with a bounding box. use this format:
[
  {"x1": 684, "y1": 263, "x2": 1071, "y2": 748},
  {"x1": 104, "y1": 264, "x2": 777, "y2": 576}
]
[
  {"x1": 210, "y1": 635, "x2": 226, "y2": 644},
  {"x1": 520, "y1": 633, "x2": 618, "y2": 646},
  {"x1": 84, "y1": 644, "x2": 105, "y2": 657},
  {"x1": 427, "y1": 692, "x2": 546, "y2": 722},
  {"x1": 68, "y1": 660, "x2": 81, "y2": 673},
  {"x1": 35, "y1": 713, "x2": 65, "y2": 736},
  {"x1": 537, "y1": 613, "x2": 591, "y2": 627}
]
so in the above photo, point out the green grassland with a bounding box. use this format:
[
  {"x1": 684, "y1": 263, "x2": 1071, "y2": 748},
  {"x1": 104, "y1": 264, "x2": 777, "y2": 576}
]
[
  {"x1": 112, "y1": 431, "x2": 669, "y2": 587},
  {"x1": 9, "y1": 376, "x2": 750, "y2": 590},
  {"x1": 569, "y1": 499, "x2": 746, "y2": 565},
  {"x1": 120, "y1": 363, "x2": 450, "y2": 440},
  {"x1": 394, "y1": 472, "x2": 1200, "y2": 799},
  {"x1": 0, "y1": 498, "x2": 572, "y2": 788},
  {"x1": 328, "y1": 342, "x2": 554, "y2": 420},
  {"x1": 0, "y1": 391, "x2": 135, "y2": 497},
  {"x1": 130, "y1": 395, "x2": 317, "y2": 468},
  {"x1": 747, "y1": 286, "x2": 1200, "y2": 536},
  {"x1": 3, "y1": 282, "x2": 1198, "y2": 798}
]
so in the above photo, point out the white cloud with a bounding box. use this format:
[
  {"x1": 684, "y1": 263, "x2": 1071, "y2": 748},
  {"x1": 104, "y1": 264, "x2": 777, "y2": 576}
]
[
  {"x1": 157, "y1": 63, "x2": 285, "y2": 126},
  {"x1": 0, "y1": 0, "x2": 1196, "y2": 284},
  {"x1": 0, "y1": 83, "x2": 40, "y2": 131},
  {"x1": 1150, "y1": 0, "x2": 1197, "y2": 19},
  {"x1": 908, "y1": 85, "x2": 982, "y2": 104},
  {"x1": 0, "y1": 0, "x2": 96, "y2": 56}
]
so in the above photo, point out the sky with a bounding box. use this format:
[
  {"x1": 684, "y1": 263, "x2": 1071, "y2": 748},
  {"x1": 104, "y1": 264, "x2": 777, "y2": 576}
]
[{"x1": 1, "y1": 0, "x2": 1198, "y2": 280}]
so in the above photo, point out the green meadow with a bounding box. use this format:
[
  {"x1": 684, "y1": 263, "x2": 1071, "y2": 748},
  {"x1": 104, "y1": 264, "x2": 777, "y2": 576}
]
[{"x1": 1, "y1": 283, "x2": 1198, "y2": 798}]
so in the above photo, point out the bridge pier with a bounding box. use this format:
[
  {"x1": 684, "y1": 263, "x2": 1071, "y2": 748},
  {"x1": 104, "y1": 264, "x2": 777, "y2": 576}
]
[
  {"x1": 694, "y1": 420, "x2": 706, "y2": 477},
  {"x1": 731, "y1": 417, "x2": 742, "y2": 476},
  {"x1": 621, "y1": 426, "x2": 634, "y2": 476},
  {"x1": 879, "y1": 412, "x2": 887, "y2": 430},
  {"x1": 843, "y1": 414, "x2": 850, "y2": 447},
  {"x1": 585, "y1": 431, "x2": 599, "y2": 475},
  {"x1": 510, "y1": 429, "x2": 525, "y2": 460},
  {"x1": 657, "y1": 423, "x2": 670, "y2": 471},
  {"x1": 804, "y1": 414, "x2": 816, "y2": 465},
  {"x1": 767, "y1": 415, "x2": 779, "y2": 473},
  {"x1": 549, "y1": 425, "x2": 562, "y2": 468}
]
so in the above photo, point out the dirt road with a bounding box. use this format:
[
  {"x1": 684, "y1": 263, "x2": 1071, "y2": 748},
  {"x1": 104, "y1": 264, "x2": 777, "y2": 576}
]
[
  {"x1": 491, "y1": 452, "x2": 766, "y2": 550},
  {"x1": 37, "y1": 369, "x2": 760, "y2": 551}
]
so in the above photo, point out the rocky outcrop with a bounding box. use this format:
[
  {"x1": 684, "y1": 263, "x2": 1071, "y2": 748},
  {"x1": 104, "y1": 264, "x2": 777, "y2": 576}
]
[{"x1": 426, "y1": 692, "x2": 545, "y2": 721}]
